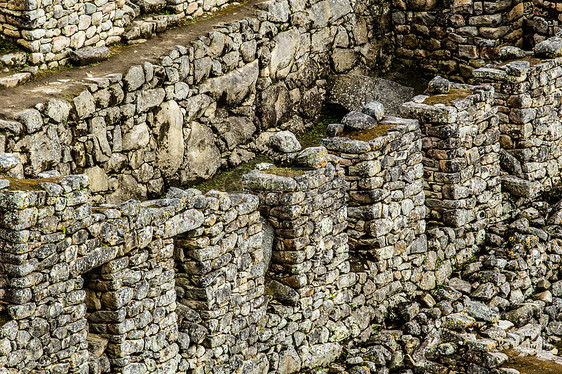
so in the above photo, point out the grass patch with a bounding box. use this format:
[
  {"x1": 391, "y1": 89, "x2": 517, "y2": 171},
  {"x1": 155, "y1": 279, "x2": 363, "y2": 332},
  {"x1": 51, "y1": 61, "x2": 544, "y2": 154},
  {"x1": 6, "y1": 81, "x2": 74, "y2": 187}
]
[
  {"x1": 501, "y1": 349, "x2": 562, "y2": 374},
  {"x1": 423, "y1": 88, "x2": 473, "y2": 106},
  {"x1": 190, "y1": 113, "x2": 339, "y2": 193},
  {"x1": 6, "y1": 177, "x2": 63, "y2": 191},
  {"x1": 190, "y1": 154, "x2": 272, "y2": 193},
  {"x1": 497, "y1": 56, "x2": 542, "y2": 68},
  {"x1": 346, "y1": 124, "x2": 397, "y2": 141},
  {"x1": 298, "y1": 116, "x2": 336, "y2": 148},
  {"x1": 265, "y1": 166, "x2": 306, "y2": 178},
  {"x1": 109, "y1": 42, "x2": 128, "y2": 58},
  {"x1": 0, "y1": 38, "x2": 21, "y2": 54}
]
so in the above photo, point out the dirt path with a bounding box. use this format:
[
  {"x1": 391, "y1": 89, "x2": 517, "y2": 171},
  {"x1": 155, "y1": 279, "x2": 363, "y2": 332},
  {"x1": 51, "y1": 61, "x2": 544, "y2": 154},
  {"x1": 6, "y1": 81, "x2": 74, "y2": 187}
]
[{"x1": 0, "y1": 0, "x2": 265, "y2": 119}]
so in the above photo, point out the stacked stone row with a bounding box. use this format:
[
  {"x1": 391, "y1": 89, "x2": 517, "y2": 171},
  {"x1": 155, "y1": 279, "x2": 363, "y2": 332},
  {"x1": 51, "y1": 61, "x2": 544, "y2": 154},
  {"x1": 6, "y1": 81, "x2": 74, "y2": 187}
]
[
  {"x1": 0, "y1": 167, "x2": 209, "y2": 374},
  {"x1": 81, "y1": 196, "x2": 196, "y2": 374},
  {"x1": 403, "y1": 83, "x2": 501, "y2": 268},
  {"x1": 0, "y1": 0, "x2": 134, "y2": 69},
  {"x1": 323, "y1": 117, "x2": 425, "y2": 255},
  {"x1": 473, "y1": 56, "x2": 562, "y2": 189},
  {"x1": 243, "y1": 163, "x2": 356, "y2": 372},
  {"x1": 172, "y1": 189, "x2": 268, "y2": 374},
  {"x1": 2, "y1": 0, "x2": 372, "y2": 205},
  {"x1": 393, "y1": 0, "x2": 527, "y2": 80},
  {"x1": 0, "y1": 174, "x2": 92, "y2": 373},
  {"x1": 322, "y1": 116, "x2": 433, "y2": 326},
  {"x1": 533, "y1": 0, "x2": 562, "y2": 43}
]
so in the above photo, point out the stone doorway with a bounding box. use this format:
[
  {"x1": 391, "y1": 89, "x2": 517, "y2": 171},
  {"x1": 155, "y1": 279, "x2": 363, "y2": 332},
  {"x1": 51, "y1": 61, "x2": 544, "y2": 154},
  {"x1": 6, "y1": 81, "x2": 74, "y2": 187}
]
[{"x1": 83, "y1": 266, "x2": 112, "y2": 374}]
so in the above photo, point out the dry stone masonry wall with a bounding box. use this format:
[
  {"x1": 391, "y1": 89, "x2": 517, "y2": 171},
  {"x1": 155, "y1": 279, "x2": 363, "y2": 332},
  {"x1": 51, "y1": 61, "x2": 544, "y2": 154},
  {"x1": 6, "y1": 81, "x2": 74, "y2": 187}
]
[
  {"x1": 172, "y1": 189, "x2": 268, "y2": 374},
  {"x1": 393, "y1": 0, "x2": 530, "y2": 80},
  {"x1": 473, "y1": 45, "x2": 562, "y2": 191},
  {"x1": 6, "y1": 0, "x2": 562, "y2": 374},
  {"x1": 3, "y1": 82, "x2": 562, "y2": 373},
  {"x1": 0, "y1": 0, "x2": 132, "y2": 68},
  {"x1": 0, "y1": 0, "x2": 378, "y2": 205},
  {"x1": 243, "y1": 163, "x2": 353, "y2": 373},
  {"x1": 403, "y1": 82, "x2": 502, "y2": 266}
]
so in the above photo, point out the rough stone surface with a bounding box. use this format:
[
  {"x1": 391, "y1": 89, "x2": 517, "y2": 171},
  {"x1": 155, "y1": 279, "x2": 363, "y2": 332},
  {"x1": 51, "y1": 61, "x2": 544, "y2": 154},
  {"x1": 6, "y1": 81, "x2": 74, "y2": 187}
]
[
  {"x1": 69, "y1": 47, "x2": 110, "y2": 66},
  {"x1": 329, "y1": 75, "x2": 415, "y2": 116}
]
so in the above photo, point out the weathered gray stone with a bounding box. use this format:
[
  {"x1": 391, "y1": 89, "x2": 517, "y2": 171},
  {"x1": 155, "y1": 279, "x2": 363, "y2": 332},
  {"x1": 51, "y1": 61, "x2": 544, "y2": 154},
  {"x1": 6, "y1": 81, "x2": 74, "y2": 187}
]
[
  {"x1": 308, "y1": 0, "x2": 352, "y2": 27},
  {"x1": 294, "y1": 147, "x2": 328, "y2": 168},
  {"x1": 0, "y1": 153, "x2": 21, "y2": 174},
  {"x1": 137, "y1": 88, "x2": 165, "y2": 113},
  {"x1": 342, "y1": 111, "x2": 377, "y2": 131},
  {"x1": 534, "y1": 36, "x2": 562, "y2": 58},
  {"x1": 122, "y1": 123, "x2": 150, "y2": 151},
  {"x1": 14, "y1": 109, "x2": 42, "y2": 133},
  {"x1": 362, "y1": 101, "x2": 385, "y2": 121},
  {"x1": 180, "y1": 122, "x2": 221, "y2": 183},
  {"x1": 164, "y1": 209, "x2": 204, "y2": 238},
  {"x1": 270, "y1": 131, "x2": 301, "y2": 153},
  {"x1": 464, "y1": 299, "x2": 499, "y2": 323},
  {"x1": 505, "y1": 304, "x2": 534, "y2": 327},
  {"x1": 69, "y1": 46, "x2": 110, "y2": 66},
  {"x1": 107, "y1": 174, "x2": 147, "y2": 204},
  {"x1": 500, "y1": 176, "x2": 540, "y2": 198},
  {"x1": 329, "y1": 75, "x2": 415, "y2": 116},
  {"x1": 84, "y1": 166, "x2": 109, "y2": 193},
  {"x1": 499, "y1": 149, "x2": 524, "y2": 178},
  {"x1": 305, "y1": 343, "x2": 342, "y2": 368},
  {"x1": 265, "y1": 279, "x2": 299, "y2": 305},
  {"x1": 200, "y1": 60, "x2": 258, "y2": 105},
  {"x1": 498, "y1": 46, "x2": 526, "y2": 60},
  {"x1": 28, "y1": 129, "x2": 62, "y2": 176},
  {"x1": 155, "y1": 100, "x2": 184, "y2": 178},
  {"x1": 443, "y1": 313, "x2": 476, "y2": 331},
  {"x1": 0, "y1": 119, "x2": 23, "y2": 134},
  {"x1": 45, "y1": 99, "x2": 71, "y2": 123},
  {"x1": 426, "y1": 76, "x2": 451, "y2": 95},
  {"x1": 87, "y1": 334, "x2": 109, "y2": 357},
  {"x1": 278, "y1": 346, "x2": 301, "y2": 374},
  {"x1": 258, "y1": 83, "x2": 292, "y2": 129},
  {"x1": 73, "y1": 90, "x2": 96, "y2": 119},
  {"x1": 215, "y1": 116, "x2": 256, "y2": 150},
  {"x1": 124, "y1": 65, "x2": 145, "y2": 91},
  {"x1": 269, "y1": 29, "x2": 300, "y2": 79}
]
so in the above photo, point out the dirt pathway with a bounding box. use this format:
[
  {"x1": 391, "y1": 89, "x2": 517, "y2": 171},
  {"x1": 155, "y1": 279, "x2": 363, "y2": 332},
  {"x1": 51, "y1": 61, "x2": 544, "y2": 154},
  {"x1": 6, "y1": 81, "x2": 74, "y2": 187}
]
[{"x1": 0, "y1": 0, "x2": 265, "y2": 119}]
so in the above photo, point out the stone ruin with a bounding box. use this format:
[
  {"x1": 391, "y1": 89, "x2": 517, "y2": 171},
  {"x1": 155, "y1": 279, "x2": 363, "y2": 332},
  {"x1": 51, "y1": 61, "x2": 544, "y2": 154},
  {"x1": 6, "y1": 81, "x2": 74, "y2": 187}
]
[
  {"x1": 3, "y1": 0, "x2": 562, "y2": 373},
  {"x1": 2, "y1": 57, "x2": 562, "y2": 372}
]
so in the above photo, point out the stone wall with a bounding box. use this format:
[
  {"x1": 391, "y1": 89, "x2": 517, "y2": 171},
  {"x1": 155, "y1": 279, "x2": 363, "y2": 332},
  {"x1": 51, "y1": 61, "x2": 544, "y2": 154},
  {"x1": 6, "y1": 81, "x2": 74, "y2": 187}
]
[
  {"x1": 393, "y1": 0, "x2": 530, "y2": 80},
  {"x1": 172, "y1": 189, "x2": 268, "y2": 374},
  {"x1": 0, "y1": 172, "x2": 211, "y2": 373},
  {"x1": 1, "y1": 0, "x2": 377, "y2": 204},
  {"x1": 532, "y1": 0, "x2": 562, "y2": 43},
  {"x1": 403, "y1": 81, "x2": 501, "y2": 265},
  {"x1": 322, "y1": 114, "x2": 434, "y2": 322},
  {"x1": 243, "y1": 163, "x2": 354, "y2": 372},
  {"x1": 3, "y1": 82, "x2": 562, "y2": 373},
  {"x1": 0, "y1": 0, "x2": 133, "y2": 68},
  {"x1": 472, "y1": 47, "x2": 562, "y2": 192}
]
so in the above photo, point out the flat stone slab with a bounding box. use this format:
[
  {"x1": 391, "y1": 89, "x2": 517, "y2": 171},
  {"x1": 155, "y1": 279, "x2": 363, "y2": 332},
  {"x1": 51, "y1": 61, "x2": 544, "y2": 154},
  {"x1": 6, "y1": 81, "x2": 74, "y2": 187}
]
[
  {"x1": 69, "y1": 46, "x2": 110, "y2": 66},
  {"x1": 328, "y1": 74, "x2": 415, "y2": 117}
]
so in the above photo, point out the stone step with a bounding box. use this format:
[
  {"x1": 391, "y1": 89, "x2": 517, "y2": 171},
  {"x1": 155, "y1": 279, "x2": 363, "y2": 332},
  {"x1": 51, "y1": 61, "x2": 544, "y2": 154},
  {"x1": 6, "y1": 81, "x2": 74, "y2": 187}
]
[
  {"x1": 0, "y1": 51, "x2": 28, "y2": 70},
  {"x1": 0, "y1": 68, "x2": 38, "y2": 90}
]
